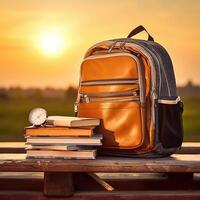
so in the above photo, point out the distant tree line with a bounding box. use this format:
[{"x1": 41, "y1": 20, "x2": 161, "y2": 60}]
[
  {"x1": 177, "y1": 80, "x2": 200, "y2": 99},
  {"x1": 0, "y1": 80, "x2": 200, "y2": 100},
  {"x1": 0, "y1": 86, "x2": 78, "y2": 101}
]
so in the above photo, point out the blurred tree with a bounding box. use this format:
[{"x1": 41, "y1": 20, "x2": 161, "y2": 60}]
[
  {"x1": 186, "y1": 80, "x2": 194, "y2": 88},
  {"x1": 65, "y1": 86, "x2": 78, "y2": 102},
  {"x1": 0, "y1": 88, "x2": 9, "y2": 100}
]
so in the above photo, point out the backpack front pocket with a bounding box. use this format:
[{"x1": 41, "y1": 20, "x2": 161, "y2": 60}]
[
  {"x1": 78, "y1": 100, "x2": 145, "y2": 149},
  {"x1": 77, "y1": 52, "x2": 146, "y2": 149}
]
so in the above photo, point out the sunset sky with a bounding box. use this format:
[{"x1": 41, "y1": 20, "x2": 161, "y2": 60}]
[{"x1": 0, "y1": 0, "x2": 200, "y2": 88}]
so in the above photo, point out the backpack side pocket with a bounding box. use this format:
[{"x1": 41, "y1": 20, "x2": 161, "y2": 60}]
[{"x1": 158, "y1": 97, "x2": 184, "y2": 148}]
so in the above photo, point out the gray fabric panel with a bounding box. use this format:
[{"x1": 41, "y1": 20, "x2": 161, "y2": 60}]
[
  {"x1": 148, "y1": 41, "x2": 177, "y2": 97},
  {"x1": 133, "y1": 40, "x2": 177, "y2": 98},
  {"x1": 110, "y1": 38, "x2": 177, "y2": 98}
]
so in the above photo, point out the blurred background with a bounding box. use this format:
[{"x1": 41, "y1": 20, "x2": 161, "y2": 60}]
[{"x1": 0, "y1": 0, "x2": 200, "y2": 141}]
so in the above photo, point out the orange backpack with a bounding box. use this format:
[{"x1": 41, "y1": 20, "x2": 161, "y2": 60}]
[{"x1": 75, "y1": 25, "x2": 183, "y2": 157}]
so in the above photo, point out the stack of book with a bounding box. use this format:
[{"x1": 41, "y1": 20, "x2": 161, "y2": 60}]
[{"x1": 25, "y1": 116, "x2": 101, "y2": 159}]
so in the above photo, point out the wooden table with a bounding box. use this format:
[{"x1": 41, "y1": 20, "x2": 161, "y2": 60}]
[{"x1": 0, "y1": 142, "x2": 199, "y2": 200}]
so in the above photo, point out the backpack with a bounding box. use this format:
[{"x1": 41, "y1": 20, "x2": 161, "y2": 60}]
[{"x1": 75, "y1": 25, "x2": 184, "y2": 157}]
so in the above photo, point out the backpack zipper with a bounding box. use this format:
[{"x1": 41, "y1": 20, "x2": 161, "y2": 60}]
[
  {"x1": 81, "y1": 79, "x2": 139, "y2": 86},
  {"x1": 81, "y1": 95, "x2": 139, "y2": 104},
  {"x1": 80, "y1": 89, "x2": 139, "y2": 104},
  {"x1": 81, "y1": 89, "x2": 139, "y2": 98}
]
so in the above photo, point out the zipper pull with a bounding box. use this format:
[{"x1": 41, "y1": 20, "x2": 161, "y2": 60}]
[
  {"x1": 74, "y1": 93, "x2": 81, "y2": 113},
  {"x1": 133, "y1": 90, "x2": 139, "y2": 97},
  {"x1": 151, "y1": 89, "x2": 158, "y2": 100},
  {"x1": 133, "y1": 91, "x2": 137, "y2": 96},
  {"x1": 74, "y1": 103, "x2": 78, "y2": 113},
  {"x1": 83, "y1": 94, "x2": 90, "y2": 103}
]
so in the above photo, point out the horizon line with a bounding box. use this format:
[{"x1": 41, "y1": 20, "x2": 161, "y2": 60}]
[{"x1": 0, "y1": 81, "x2": 199, "y2": 90}]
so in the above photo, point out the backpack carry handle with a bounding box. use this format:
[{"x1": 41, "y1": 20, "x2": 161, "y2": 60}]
[{"x1": 127, "y1": 25, "x2": 154, "y2": 41}]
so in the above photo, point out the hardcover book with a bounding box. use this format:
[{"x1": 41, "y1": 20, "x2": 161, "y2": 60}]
[
  {"x1": 27, "y1": 149, "x2": 97, "y2": 159},
  {"x1": 25, "y1": 126, "x2": 95, "y2": 137},
  {"x1": 46, "y1": 116, "x2": 100, "y2": 127},
  {"x1": 26, "y1": 134, "x2": 102, "y2": 145}
]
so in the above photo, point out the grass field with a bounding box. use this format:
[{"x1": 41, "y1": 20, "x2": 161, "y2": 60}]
[
  {"x1": 0, "y1": 97, "x2": 199, "y2": 142},
  {"x1": 0, "y1": 97, "x2": 74, "y2": 141},
  {"x1": 183, "y1": 98, "x2": 200, "y2": 141}
]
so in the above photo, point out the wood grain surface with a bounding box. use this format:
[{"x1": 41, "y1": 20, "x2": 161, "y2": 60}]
[
  {"x1": 0, "y1": 154, "x2": 199, "y2": 173},
  {"x1": 0, "y1": 190, "x2": 200, "y2": 200}
]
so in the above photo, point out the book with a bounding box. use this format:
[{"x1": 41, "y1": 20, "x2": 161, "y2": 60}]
[
  {"x1": 46, "y1": 116, "x2": 100, "y2": 127},
  {"x1": 26, "y1": 145, "x2": 96, "y2": 151},
  {"x1": 26, "y1": 149, "x2": 97, "y2": 159},
  {"x1": 26, "y1": 134, "x2": 102, "y2": 145},
  {"x1": 25, "y1": 126, "x2": 94, "y2": 137}
]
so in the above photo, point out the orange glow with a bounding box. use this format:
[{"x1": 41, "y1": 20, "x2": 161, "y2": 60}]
[
  {"x1": 0, "y1": 1, "x2": 200, "y2": 88},
  {"x1": 39, "y1": 31, "x2": 64, "y2": 56}
]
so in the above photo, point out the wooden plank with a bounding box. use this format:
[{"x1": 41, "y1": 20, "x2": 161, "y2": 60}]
[
  {"x1": 105, "y1": 178, "x2": 200, "y2": 191},
  {"x1": 75, "y1": 174, "x2": 200, "y2": 191},
  {"x1": 44, "y1": 172, "x2": 74, "y2": 197},
  {"x1": 0, "y1": 142, "x2": 25, "y2": 148},
  {"x1": 0, "y1": 190, "x2": 200, "y2": 200},
  {"x1": 0, "y1": 178, "x2": 43, "y2": 191},
  {"x1": 178, "y1": 143, "x2": 200, "y2": 154},
  {"x1": 167, "y1": 172, "x2": 194, "y2": 180},
  {"x1": 0, "y1": 174, "x2": 200, "y2": 191},
  {"x1": 0, "y1": 154, "x2": 199, "y2": 173},
  {"x1": 0, "y1": 172, "x2": 43, "y2": 179},
  {"x1": 182, "y1": 143, "x2": 200, "y2": 148},
  {"x1": 0, "y1": 142, "x2": 26, "y2": 153}
]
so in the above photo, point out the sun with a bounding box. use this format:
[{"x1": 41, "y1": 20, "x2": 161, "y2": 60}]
[{"x1": 40, "y1": 31, "x2": 64, "y2": 55}]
